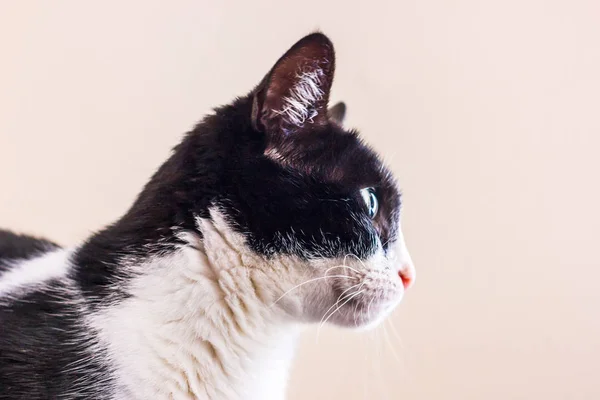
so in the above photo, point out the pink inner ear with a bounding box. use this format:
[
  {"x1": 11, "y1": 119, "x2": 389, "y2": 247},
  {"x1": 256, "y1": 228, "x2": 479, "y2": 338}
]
[
  {"x1": 259, "y1": 33, "x2": 336, "y2": 134},
  {"x1": 269, "y1": 66, "x2": 326, "y2": 127}
]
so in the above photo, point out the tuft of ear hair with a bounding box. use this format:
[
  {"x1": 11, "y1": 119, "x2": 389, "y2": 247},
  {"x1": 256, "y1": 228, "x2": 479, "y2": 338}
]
[
  {"x1": 328, "y1": 102, "x2": 346, "y2": 125},
  {"x1": 252, "y1": 33, "x2": 336, "y2": 138}
]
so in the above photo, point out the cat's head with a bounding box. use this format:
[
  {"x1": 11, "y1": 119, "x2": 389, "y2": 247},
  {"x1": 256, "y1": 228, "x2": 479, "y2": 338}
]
[{"x1": 189, "y1": 33, "x2": 415, "y2": 329}]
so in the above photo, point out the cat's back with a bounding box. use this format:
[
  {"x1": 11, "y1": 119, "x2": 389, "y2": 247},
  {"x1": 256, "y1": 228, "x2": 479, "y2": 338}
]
[
  {"x1": 0, "y1": 230, "x2": 114, "y2": 400},
  {"x1": 0, "y1": 229, "x2": 60, "y2": 273}
]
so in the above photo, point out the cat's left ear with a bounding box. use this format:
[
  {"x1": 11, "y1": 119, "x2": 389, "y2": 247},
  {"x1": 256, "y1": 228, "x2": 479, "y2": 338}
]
[
  {"x1": 328, "y1": 102, "x2": 346, "y2": 125},
  {"x1": 252, "y1": 33, "x2": 335, "y2": 138}
]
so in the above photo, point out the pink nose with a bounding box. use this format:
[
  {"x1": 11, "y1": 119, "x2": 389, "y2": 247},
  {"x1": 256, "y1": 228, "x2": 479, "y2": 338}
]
[{"x1": 398, "y1": 268, "x2": 414, "y2": 289}]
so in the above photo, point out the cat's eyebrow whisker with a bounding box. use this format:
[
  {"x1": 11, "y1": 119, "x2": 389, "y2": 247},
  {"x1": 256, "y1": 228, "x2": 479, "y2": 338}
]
[{"x1": 269, "y1": 274, "x2": 354, "y2": 307}]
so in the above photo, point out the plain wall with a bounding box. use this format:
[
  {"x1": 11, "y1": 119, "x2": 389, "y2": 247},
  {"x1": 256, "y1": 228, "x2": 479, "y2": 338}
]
[{"x1": 1, "y1": 1, "x2": 599, "y2": 399}]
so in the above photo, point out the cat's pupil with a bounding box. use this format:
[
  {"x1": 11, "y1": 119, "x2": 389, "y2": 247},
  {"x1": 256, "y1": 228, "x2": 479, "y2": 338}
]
[{"x1": 360, "y1": 188, "x2": 379, "y2": 219}]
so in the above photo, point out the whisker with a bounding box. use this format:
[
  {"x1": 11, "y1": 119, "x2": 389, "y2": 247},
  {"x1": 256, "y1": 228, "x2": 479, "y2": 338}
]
[
  {"x1": 386, "y1": 319, "x2": 405, "y2": 350},
  {"x1": 364, "y1": 326, "x2": 372, "y2": 400},
  {"x1": 382, "y1": 322, "x2": 403, "y2": 366},
  {"x1": 372, "y1": 326, "x2": 384, "y2": 399},
  {"x1": 344, "y1": 253, "x2": 369, "y2": 270},
  {"x1": 316, "y1": 282, "x2": 364, "y2": 340},
  {"x1": 386, "y1": 320, "x2": 413, "y2": 380},
  {"x1": 366, "y1": 294, "x2": 377, "y2": 322},
  {"x1": 318, "y1": 289, "x2": 365, "y2": 332},
  {"x1": 340, "y1": 253, "x2": 365, "y2": 275},
  {"x1": 376, "y1": 326, "x2": 392, "y2": 400},
  {"x1": 270, "y1": 274, "x2": 353, "y2": 307},
  {"x1": 326, "y1": 264, "x2": 361, "y2": 275},
  {"x1": 353, "y1": 297, "x2": 361, "y2": 327},
  {"x1": 381, "y1": 237, "x2": 393, "y2": 249}
]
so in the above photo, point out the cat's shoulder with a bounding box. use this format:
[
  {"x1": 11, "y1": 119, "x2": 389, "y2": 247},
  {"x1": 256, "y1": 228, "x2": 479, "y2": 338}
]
[{"x1": 0, "y1": 229, "x2": 61, "y2": 273}]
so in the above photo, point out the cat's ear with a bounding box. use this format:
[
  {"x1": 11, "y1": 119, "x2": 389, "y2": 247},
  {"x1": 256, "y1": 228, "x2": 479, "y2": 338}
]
[
  {"x1": 328, "y1": 102, "x2": 346, "y2": 125},
  {"x1": 252, "y1": 33, "x2": 335, "y2": 138}
]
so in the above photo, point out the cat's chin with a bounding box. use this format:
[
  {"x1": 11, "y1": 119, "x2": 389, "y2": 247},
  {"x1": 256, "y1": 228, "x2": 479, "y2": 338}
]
[{"x1": 325, "y1": 295, "x2": 403, "y2": 331}]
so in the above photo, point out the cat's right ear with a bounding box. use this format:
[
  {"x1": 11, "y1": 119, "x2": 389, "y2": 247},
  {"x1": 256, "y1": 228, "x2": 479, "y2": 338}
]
[{"x1": 251, "y1": 33, "x2": 336, "y2": 141}]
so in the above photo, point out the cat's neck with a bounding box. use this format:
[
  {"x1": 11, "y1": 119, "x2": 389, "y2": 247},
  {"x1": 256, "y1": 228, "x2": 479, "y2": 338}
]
[{"x1": 88, "y1": 218, "x2": 303, "y2": 400}]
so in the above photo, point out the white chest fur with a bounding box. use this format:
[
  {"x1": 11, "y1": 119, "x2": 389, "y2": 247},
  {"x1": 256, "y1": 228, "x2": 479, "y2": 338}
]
[{"x1": 90, "y1": 217, "x2": 302, "y2": 400}]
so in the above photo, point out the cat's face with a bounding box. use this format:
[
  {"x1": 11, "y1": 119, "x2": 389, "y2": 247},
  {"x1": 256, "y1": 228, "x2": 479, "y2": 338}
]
[{"x1": 208, "y1": 33, "x2": 414, "y2": 329}]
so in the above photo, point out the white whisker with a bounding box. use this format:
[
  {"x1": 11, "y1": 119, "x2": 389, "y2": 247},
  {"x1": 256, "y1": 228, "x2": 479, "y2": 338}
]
[
  {"x1": 363, "y1": 329, "x2": 371, "y2": 400},
  {"x1": 366, "y1": 293, "x2": 377, "y2": 322},
  {"x1": 315, "y1": 282, "x2": 364, "y2": 344},
  {"x1": 353, "y1": 292, "x2": 363, "y2": 327},
  {"x1": 318, "y1": 289, "x2": 365, "y2": 333},
  {"x1": 270, "y1": 274, "x2": 353, "y2": 307},
  {"x1": 375, "y1": 326, "x2": 391, "y2": 400},
  {"x1": 386, "y1": 319, "x2": 405, "y2": 350},
  {"x1": 344, "y1": 253, "x2": 369, "y2": 270},
  {"x1": 382, "y1": 322, "x2": 403, "y2": 366},
  {"x1": 326, "y1": 264, "x2": 361, "y2": 275}
]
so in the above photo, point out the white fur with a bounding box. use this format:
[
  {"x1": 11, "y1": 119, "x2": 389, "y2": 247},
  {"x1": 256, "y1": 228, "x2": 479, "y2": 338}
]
[
  {"x1": 91, "y1": 211, "x2": 305, "y2": 400},
  {"x1": 0, "y1": 248, "x2": 71, "y2": 297},
  {"x1": 274, "y1": 68, "x2": 325, "y2": 126}
]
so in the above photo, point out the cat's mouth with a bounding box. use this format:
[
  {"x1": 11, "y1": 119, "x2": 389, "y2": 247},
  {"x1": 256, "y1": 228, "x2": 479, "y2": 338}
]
[{"x1": 323, "y1": 278, "x2": 404, "y2": 329}]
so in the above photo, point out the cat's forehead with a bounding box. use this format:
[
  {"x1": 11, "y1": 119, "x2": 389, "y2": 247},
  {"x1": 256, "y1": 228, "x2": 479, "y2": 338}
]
[{"x1": 265, "y1": 124, "x2": 396, "y2": 190}]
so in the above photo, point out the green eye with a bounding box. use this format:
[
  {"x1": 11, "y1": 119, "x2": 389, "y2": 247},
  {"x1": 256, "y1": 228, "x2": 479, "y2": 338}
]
[{"x1": 360, "y1": 187, "x2": 379, "y2": 219}]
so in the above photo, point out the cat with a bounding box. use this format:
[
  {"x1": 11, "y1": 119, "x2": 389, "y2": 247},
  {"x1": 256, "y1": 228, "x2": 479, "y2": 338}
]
[{"x1": 0, "y1": 32, "x2": 415, "y2": 400}]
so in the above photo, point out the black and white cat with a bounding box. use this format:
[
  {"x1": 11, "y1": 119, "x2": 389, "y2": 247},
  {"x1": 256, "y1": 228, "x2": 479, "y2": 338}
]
[{"x1": 0, "y1": 33, "x2": 415, "y2": 400}]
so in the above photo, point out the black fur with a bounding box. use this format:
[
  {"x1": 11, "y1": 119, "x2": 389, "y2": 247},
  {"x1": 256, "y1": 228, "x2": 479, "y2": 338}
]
[
  {"x1": 0, "y1": 281, "x2": 112, "y2": 400},
  {"x1": 0, "y1": 233, "x2": 112, "y2": 399}
]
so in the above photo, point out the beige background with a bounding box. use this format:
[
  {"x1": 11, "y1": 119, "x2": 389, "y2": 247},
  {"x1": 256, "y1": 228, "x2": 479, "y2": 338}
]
[{"x1": 1, "y1": 1, "x2": 599, "y2": 399}]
